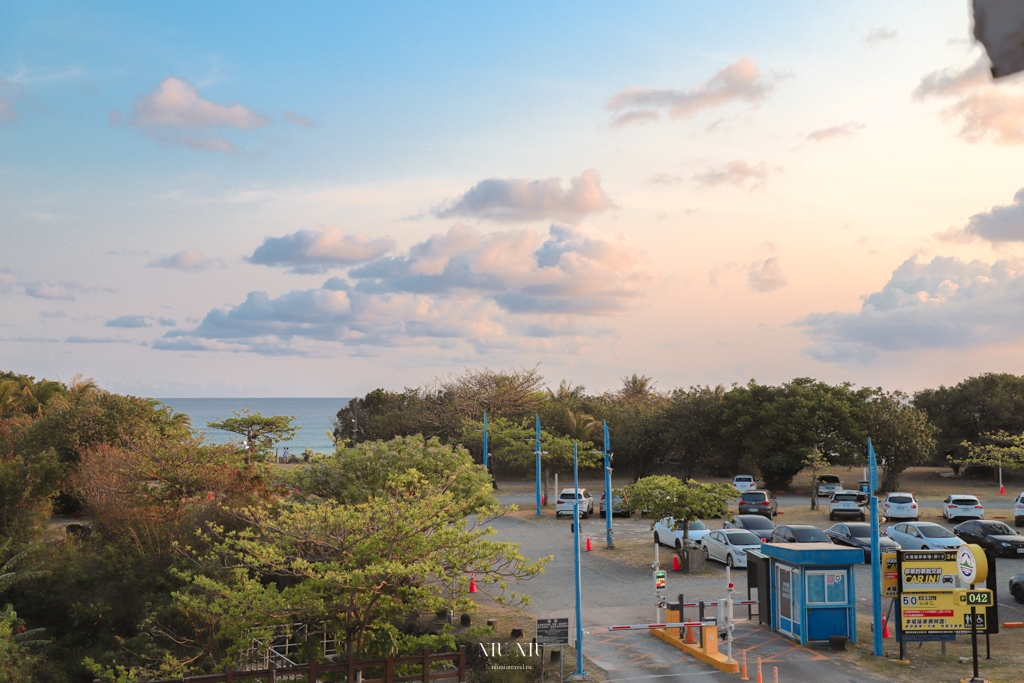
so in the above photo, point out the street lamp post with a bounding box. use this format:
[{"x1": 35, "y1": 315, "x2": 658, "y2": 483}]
[
  {"x1": 482, "y1": 411, "x2": 489, "y2": 470},
  {"x1": 572, "y1": 441, "x2": 585, "y2": 678},
  {"x1": 603, "y1": 421, "x2": 613, "y2": 549},
  {"x1": 535, "y1": 415, "x2": 542, "y2": 516}
]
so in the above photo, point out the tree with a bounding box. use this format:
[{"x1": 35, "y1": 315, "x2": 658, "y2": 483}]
[
  {"x1": 332, "y1": 388, "x2": 430, "y2": 445},
  {"x1": 0, "y1": 604, "x2": 45, "y2": 682},
  {"x1": 661, "y1": 386, "x2": 728, "y2": 481},
  {"x1": 955, "y1": 431, "x2": 1024, "y2": 471},
  {"x1": 914, "y1": 373, "x2": 1024, "y2": 469},
  {"x1": 864, "y1": 390, "x2": 937, "y2": 491},
  {"x1": 207, "y1": 409, "x2": 297, "y2": 463},
  {"x1": 0, "y1": 447, "x2": 63, "y2": 542},
  {"x1": 625, "y1": 475, "x2": 734, "y2": 541}
]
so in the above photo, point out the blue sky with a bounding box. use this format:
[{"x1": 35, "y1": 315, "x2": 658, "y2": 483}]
[{"x1": 5, "y1": 1, "x2": 1024, "y2": 396}]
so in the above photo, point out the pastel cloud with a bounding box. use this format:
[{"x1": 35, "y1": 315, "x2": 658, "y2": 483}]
[
  {"x1": 864, "y1": 27, "x2": 898, "y2": 45},
  {"x1": 961, "y1": 187, "x2": 1024, "y2": 241},
  {"x1": 247, "y1": 227, "x2": 396, "y2": 274},
  {"x1": 693, "y1": 160, "x2": 773, "y2": 189},
  {"x1": 748, "y1": 258, "x2": 788, "y2": 292},
  {"x1": 0, "y1": 78, "x2": 24, "y2": 124},
  {"x1": 913, "y1": 57, "x2": 1024, "y2": 145},
  {"x1": 606, "y1": 57, "x2": 774, "y2": 127},
  {"x1": 112, "y1": 77, "x2": 269, "y2": 153},
  {"x1": 147, "y1": 249, "x2": 215, "y2": 272},
  {"x1": 283, "y1": 110, "x2": 316, "y2": 128},
  {"x1": 797, "y1": 255, "x2": 1024, "y2": 363},
  {"x1": 806, "y1": 122, "x2": 865, "y2": 143},
  {"x1": 161, "y1": 223, "x2": 652, "y2": 355},
  {"x1": 24, "y1": 280, "x2": 98, "y2": 300},
  {"x1": 434, "y1": 169, "x2": 615, "y2": 223}
]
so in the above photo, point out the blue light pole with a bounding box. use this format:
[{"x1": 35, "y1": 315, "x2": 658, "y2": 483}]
[
  {"x1": 572, "y1": 441, "x2": 584, "y2": 677},
  {"x1": 869, "y1": 437, "x2": 883, "y2": 657},
  {"x1": 482, "y1": 411, "x2": 489, "y2": 469},
  {"x1": 603, "y1": 420, "x2": 613, "y2": 549},
  {"x1": 535, "y1": 414, "x2": 542, "y2": 516}
]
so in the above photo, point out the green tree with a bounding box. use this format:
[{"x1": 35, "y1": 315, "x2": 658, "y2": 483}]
[
  {"x1": 914, "y1": 373, "x2": 1024, "y2": 470},
  {"x1": 956, "y1": 431, "x2": 1024, "y2": 471},
  {"x1": 333, "y1": 388, "x2": 431, "y2": 445},
  {"x1": 864, "y1": 390, "x2": 937, "y2": 491},
  {"x1": 208, "y1": 409, "x2": 297, "y2": 463},
  {"x1": 625, "y1": 475, "x2": 734, "y2": 541},
  {"x1": 661, "y1": 386, "x2": 728, "y2": 481},
  {"x1": 0, "y1": 604, "x2": 46, "y2": 682},
  {"x1": 0, "y1": 447, "x2": 63, "y2": 541}
]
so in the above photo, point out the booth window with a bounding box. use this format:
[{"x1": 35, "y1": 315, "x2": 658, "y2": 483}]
[{"x1": 806, "y1": 571, "x2": 847, "y2": 604}]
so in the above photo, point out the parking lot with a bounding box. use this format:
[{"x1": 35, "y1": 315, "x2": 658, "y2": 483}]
[{"x1": 484, "y1": 480, "x2": 1024, "y2": 682}]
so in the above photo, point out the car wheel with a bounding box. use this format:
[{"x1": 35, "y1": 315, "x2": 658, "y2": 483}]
[
  {"x1": 726, "y1": 554, "x2": 734, "y2": 568},
  {"x1": 583, "y1": 510, "x2": 590, "y2": 519},
  {"x1": 1016, "y1": 517, "x2": 1024, "y2": 527},
  {"x1": 599, "y1": 511, "x2": 606, "y2": 518},
  {"x1": 1013, "y1": 585, "x2": 1024, "y2": 604},
  {"x1": 921, "y1": 545, "x2": 930, "y2": 550},
  {"x1": 675, "y1": 539, "x2": 682, "y2": 550},
  {"x1": 654, "y1": 532, "x2": 661, "y2": 546},
  {"x1": 703, "y1": 545, "x2": 710, "y2": 560},
  {"x1": 859, "y1": 514, "x2": 865, "y2": 522},
  {"x1": 829, "y1": 513, "x2": 835, "y2": 521}
]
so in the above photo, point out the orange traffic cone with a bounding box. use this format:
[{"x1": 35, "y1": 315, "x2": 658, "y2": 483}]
[
  {"x1": 541, "y1": 494, "x2": 546, "y2": 505},
  {"x1": 756, "y1": 657, "x2": 763, "y2": 683},
  {"x1": 469, "y1": 574, "x2": 478, "y2": 593},
  {"x1": 882, "y1": 615, "x2": 890, "y2": 638},
  {"x1": 684, "y1": 625, "x2": 697, "y2": 644},
  {"x1": 672, "y1": 554, "x2": 681, "y2": 571},
  {"x1": 207, "y1": 491, "x2": 214, "y2": 501},
  {"x1": 740, "y1": 650, "x2": 749, "y2": 681},
  {"x1": 1000, "y1": 484, "x2": 1006, "y2": 496},
  {"x1": 586, "y1": 535, "x2": 593, "y2": 551}
]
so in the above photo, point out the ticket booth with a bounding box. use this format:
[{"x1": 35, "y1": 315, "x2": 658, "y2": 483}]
[{"x1": 759, "y1": 543, "x2": 863, "y2": 645}]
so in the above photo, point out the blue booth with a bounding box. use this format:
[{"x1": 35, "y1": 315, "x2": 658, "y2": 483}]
[{"x1": 756, "y1": 543, "x2": 862, "y2": 645}]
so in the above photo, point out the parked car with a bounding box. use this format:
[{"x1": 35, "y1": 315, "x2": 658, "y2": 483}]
[
  {"x1": 883, "y1": 492, "x2": 919, "y2": 521},
  {"x1": 600, "y1": 489, "x2": 632, "y2": 518},
  {"x1": 828, "y1": 490, "x2": 866, "y2": 521},
  {"x1": 738, "y1": 490, "x2": 778, "y2": 517},
  {"x1": 1010, "y1": 574, "x2": 1024, "y2": 603},
  {"x1": 954, "y1": 520, "x2": 1024, "y2": 557},
  {"x1": 1015, "y1": 492, "x2": 1024, "y2": 527},
  {"x1": 824, "y1": 522, "x2": 900, "y2": 562},
  {"x1": 815, "y1": 474, "x2": 843, "y2": 497},
  {"x1": 885, "y1": 522, "x2": 965, "y2": 550},
  {"x1": 555, "y1": 488, "x2": 593, "y2": 518},
  {"x1": 701, "y1": 529, "x2": 763, "y2": 568},
  {"x1": 654, "y1": 517, "x2": 710, "y2": 548},
  {"x1": 724, "y1": 514, "x2": 776, "y2": 542},
  {"x1": 731, "y1": 475, "x2": 757, "y2": 493},
  {"x1": 942, "y1": 494, "x2": 984, "y2": 522},
  {"x1": 767, "y1": 525, "x2": 833, "y2": 544}
]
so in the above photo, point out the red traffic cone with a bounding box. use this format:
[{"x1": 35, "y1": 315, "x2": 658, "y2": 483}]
[
  {"x1": 469, "y1": 574, "x2": 478, "y2": 593},
  {"x1": 207, "y1": 491, "x2": 214, "y2": 501},
  {"x1": 586, "y1": 535, "x2": 593, "y2": 551},
  {"x1": 1000, "y1": 484, "x2": 1006, "y2": 496},
  {"x1": 882, "y1": 615, "x2": 890, "y2": 638},
  {"x1": 541, "y1": 494, "x2": 546, "y2": 505},
  {"x1": 672, "y1": 554, "x2": 681, "y2": 571}
]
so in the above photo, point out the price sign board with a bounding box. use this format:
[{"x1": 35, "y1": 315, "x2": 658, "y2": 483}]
[
  {"x1": 881, "y1": 552, "x2": 898, "y2": 597},
  {"x1": 899, "y1": 550, "x2": 958, "y2": 591},
  {"x1": 536, "y1": 618, "x2": 570, "y2": 645}
]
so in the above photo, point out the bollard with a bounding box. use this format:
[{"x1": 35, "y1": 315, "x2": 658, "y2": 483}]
[
  {"x1": 757, "y1": 657, "x2": 762, "y2": 683},
  {"x1": 740, "y1": 650, "x2": 749, "y2": 681},
  {"x1": 773, "y1": 665, "x2": 778, "y2": 683}
]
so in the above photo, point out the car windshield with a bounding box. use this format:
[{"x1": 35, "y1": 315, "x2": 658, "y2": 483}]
[
  {"x1": 689, "y1": 520, "x2": 708, "y2": 531},
  {"x1": 846, "y1": 523, "x2": 871, "y2": 537},
  {"x1": 739, "y1": 516, "x2": 775, "y2": 530},
  {"x1": 980, "y1": 522, "x2": 1014, "y2": 535},
  {"x1": 819, "y1": 476, "x2": 840, "y2": 483},
  {"x1": 741, "y1": 492, "x2": 766, "y2": 502},
  {"x1": 735, "y1": 476, "x2": 753, "y2": 482},
  {"x1": 726, "y1": 531, "x2": 761, "y2": 545},
  {"x1": 888, "y1": 495, "x2": 913, "y2": 504},
  {"x1": 792, "y1": 527, "x2": 829, "y2": 542},
  {"x1": 918, "y1": 525, "x2": 954, "y2": 538},
  {"x1": 833, "y1": 494, "x2": 859, "y2": 502}
]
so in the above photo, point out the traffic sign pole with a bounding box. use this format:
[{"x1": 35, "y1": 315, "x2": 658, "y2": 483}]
[
  {"x1": 868, "y1": 438, "x2": 883, "y2": 657},
  {"x1": 572, "y1": 442, "x2": 584, "y2": 678},
  {"x1": 603, "y1": 421, "x2": 613, "y2": 549}
]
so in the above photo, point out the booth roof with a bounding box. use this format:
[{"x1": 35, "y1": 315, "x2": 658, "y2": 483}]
[{"x1": 757, "y1": 542, "x2": 864, "y2": 566}]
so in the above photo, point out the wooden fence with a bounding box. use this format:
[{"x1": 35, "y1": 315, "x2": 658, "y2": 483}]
[{"x1": 103, "y1": 647, "x2": 467, "y2": 683}]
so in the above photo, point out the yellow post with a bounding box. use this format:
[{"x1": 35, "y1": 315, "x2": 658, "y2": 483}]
[
  {"x1": 701, "y1": 624, "x2": 719, "y2": 657},
  {"x1": 665, "y1": 607, "x2": 680, "y2": 639}
]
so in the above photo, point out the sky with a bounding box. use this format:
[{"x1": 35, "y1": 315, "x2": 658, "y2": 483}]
[{"x1": 4, "y1": 1, "x2": 1024, "y2": 398}]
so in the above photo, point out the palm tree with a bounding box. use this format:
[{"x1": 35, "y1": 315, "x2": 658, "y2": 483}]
[
  {"x1": 0, "y1": 540, "x2": 49, "y2": 592},
  {"x1": 618, "y1": 374, "x2": 658, "y2": 403}
]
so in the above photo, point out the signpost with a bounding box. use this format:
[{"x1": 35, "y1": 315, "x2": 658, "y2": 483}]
[
  {"x1": 603, "y1": 421, "x2": 613, "y2": 549},
  {"x1": 868, "y1": 438, "x2": 883, "y2": 657},
  {"x1": 536, "y1": 415, "x2": 542, "y2": 516},
  {"x1": 537, "y1": 618, "x2": 570, "y2": 683},
  {"x1": 571, "y1": 442, "x2": 585, "y2": 680}
]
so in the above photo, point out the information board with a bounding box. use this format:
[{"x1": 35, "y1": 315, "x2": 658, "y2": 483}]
[
  {"x1": 881, "y1": 552, "x2": 898, "y2": 598},
  {"x1": 536, "y1": 618, "x2": 570, "y2": 645},
  {"x1": 899, "y1": 550, "x2": 959, "y2": 591}
]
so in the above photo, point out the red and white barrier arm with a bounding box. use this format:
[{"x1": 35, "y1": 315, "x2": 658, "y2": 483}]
[
  {"x1": 678, "y1": 600, "x2": 758, "y2": 607},
  {"x1": 607, "y1": 621, "x2": 713, "y2": 631}
]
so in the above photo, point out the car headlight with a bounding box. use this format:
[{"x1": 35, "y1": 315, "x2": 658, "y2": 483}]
[{"x1": 1001, "y1": 542, "x2": 1011, "y2": 547}]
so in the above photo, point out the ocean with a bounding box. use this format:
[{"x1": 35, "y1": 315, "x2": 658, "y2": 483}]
[{"x1": 157, "y1": 397, "x2": 352, "y2": 455}]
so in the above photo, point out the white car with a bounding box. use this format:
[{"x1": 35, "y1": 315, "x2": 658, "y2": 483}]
[
  {"x1": 942, "y1": 494, "x2": 984, "y2": 522},
  {"x1": 653, "y1": 517, "x2": 710, "y2": 548},
  {"x1": 701, "y1": 529, "x2": 763, "y2": 568},
  {"x1": 555, "y1": 488, "x2": 594, "y2": 518},
  {"x1": 828, "y1": 491, "x2": 866, "y2": 521},
  {"x1": 885, "y1": 522, "x2": 966, "y2": 551},
  {"x1": 883, "y1": 492, "x2": 919, "y2": 521},
  {"x1": 732, "y1": 475, "x2": 757, "y2": 493},
  {"x1": 815, "y1": 474, "x2": 843, "y2": 498},
  {"x1": 1014, "y1": 492, "x2": 1024, "y2": 527}
]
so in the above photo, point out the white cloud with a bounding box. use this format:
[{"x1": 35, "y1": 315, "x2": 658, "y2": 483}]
[
  {"x1": 806, "y1": 122, "x2": 865, "y2": 143},
  {"x1": 797, "y1": 255, "x2": 1024, "y2": 362},
  {"x1": 434, "y1": 169, "x2": 615, "y2": 223},
  {"x1": 247, "y1": 227, "x2": 396, "y2": 274},
  {"x1": 748, "y1": 258, "x2": 788, "y2": 292},
  {"x1": 147, "y1": 249, "x2": 215, "y2": 272},
  {"x1": 160, "y1": 223, "x2": 653, "y2": 355},
  {"x1": 283, "y1": 110, "x2": 316, "y2": 128},
  {"x1": 112, "y1": 77, "x2": 269, "y2": 153},
  {"x1": 0, "y1": 78, "x2": 24, "y2": 124},
  {"x1": 693, "y1": 160, "x2": 774, "y2": 189},
  {"x1": 961, "y1": 187, "x2": 1024, "y2": 241},
  {"x1": 913, "y1": 57, "x2": 1024, "y2": 145},
  {"x1": 105, "y1": 315, "x2": 151, "y2": 328},
  {"x1": 606, "y1": 58, "x2": 774, "y2": 128},
  {"x1": 24, "y1": 280, "x2": 98, "y2": 300},
  {"x1": 864, "y1": 27, "x2": 898, "y2": 45}
]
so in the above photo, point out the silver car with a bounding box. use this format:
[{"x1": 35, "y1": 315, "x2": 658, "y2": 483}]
[{"x1": 885, "y1": 522, "x2": 965, "y2": 550}]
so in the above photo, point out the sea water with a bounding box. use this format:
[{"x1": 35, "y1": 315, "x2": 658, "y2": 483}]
[{"x1": 157, "y1": 397, "x2": 351, "y2": 456}]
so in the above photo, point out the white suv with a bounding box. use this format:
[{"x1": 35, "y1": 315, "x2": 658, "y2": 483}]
[
  {"x1": 732, "y1": 475, "x2": 756, "y2": 493},
  {"x1": 829, "y1": 490, "x2": 866, "y2": 521},
  {"x1": 1015, "y1": 492, "x2": 1024, "y2": 527},
  {"x1": 883, "y1": 492, "x2": 919, "y2": 521},
  {"x1": 556, "y1": 488, "x2": 594, "y2": 518},
  {"x1": 942, "y1": 494, "x2": 983, "y2": 522}
]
